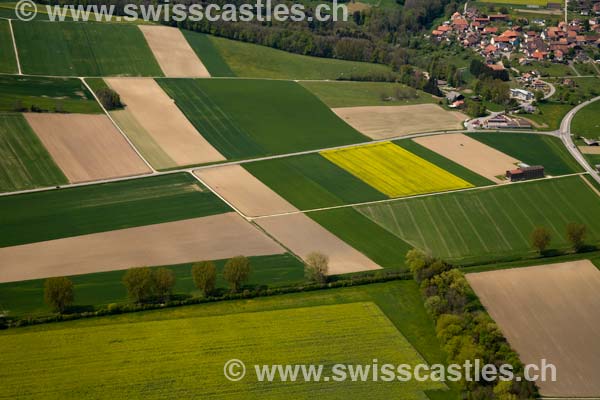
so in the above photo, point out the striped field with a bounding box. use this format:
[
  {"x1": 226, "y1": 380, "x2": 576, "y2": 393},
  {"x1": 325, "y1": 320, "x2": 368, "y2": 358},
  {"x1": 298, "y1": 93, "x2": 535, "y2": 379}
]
[
  {"x1": 321, "y1": 142, "x2": 473, "y2": 198},
  {"x1": 357, "y1": 176, "x2": 600, "y2": 263}
]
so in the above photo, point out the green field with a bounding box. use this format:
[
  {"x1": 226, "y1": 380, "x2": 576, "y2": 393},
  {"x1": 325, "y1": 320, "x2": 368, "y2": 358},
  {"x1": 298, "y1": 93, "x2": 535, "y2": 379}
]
[
  {"x1": 466, "y1": 132, "x2": 583, "y2": 176},
  {"x1": 0, "y1": 114, "x2": 67, "y2": 193},
  {"x1": 0, "y1": 281, "x2": 452, "y2": 399},
  {"x1": 0, "y1": 19, "x2": 17, "y2": 73},
  {"x1": 357, "y1": 176, "x2": 600, "y2": 264},
  {"x1": 477, "y1": 0, "x2": 551, "y2": 6},
  {"x1": 394, "y1": 140, "x2": 494, "y2": 187},
  {"x1": 300, "y1": 81, "x2": 437, "y2": 108},
  {"x1": 181, "y1": 30, "x2": 235, "y2": 77},
  {"x1": 0, "y1": 75, "x2": 101, "y2": 113},
  {"x1": 207, "y1": 34, "x2": 393, "y2": 80},
  {"x1": 0, "y1": 173, "x2": 230, "y2": 247},
  {"x1": 309, "y1": 208, "x2": 412, "y2": 270},
  {"x1": 244, "y1": 153, "x2": 387, "y2": 210},
  {"x1": 572, "y1": 100, "x2": 600, "y2": 138},
  {"x1": 158, "y1": 79, "x2": 367, "y2": 159},
  {"x1": 0, "y1": 254, "x2": 304, "y2": 317},
  {"x1": 13, "y1": 21, "x2": 163, "y2": 76}
]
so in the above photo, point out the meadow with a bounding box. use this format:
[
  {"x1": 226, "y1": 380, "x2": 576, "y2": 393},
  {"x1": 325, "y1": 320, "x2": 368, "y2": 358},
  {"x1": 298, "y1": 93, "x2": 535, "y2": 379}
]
[
  {"x1": 244, "y1": 153, "x2": 387, "y2": 210},
  {"x1": 299, "y1": 81, "x2": 438, "y2": 108},
  {"x1": 466, "y1": 132, "x2": 583, "y2": 176},
  {"x1": 322, "y1": 142, "x2": 473, "y2": 198},
  {"x1": 181, "y1": 29, "x2": 235, "y2": 77},
  {"x1": 0, "y1": 114, "x2": 67, "y2": 193},
  {"x1": 205, "y1": 34, "x2": 394, "y2": 80},
  {"x1": 158, "y1": 79, "x2": 367, "y2": 159},
  {"x1": 0, "y1": 75, "x2": 101, "y2": 113},
  {"x1": 477, "y1": 0, "x2": 552, "y2": 7},
  {"x1": 0, "y1": 173, "x2": 230, "y2": 247},
  {"x1": 572, "y1": 100, "x2": 600, "y2": 139},
  {"x1": 0, "y1": 19, "x2": 17, "y2": 73},
  {"x1": 0, "y1": 254, "x2": 304, "y2": 317},
  {"x1": 0, "y1": 281, "x2": 453, "y2": 399},
  {"x1": 12, "y1": 21, "x2": 163, "y2": 76},
  {"x1": 357, "y1": 176, "x2": 600, "y2": 264}
]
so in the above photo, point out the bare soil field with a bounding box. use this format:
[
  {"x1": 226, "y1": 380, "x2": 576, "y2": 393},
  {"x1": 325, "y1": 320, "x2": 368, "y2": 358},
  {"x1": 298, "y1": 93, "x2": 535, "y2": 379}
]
[
  {"x1": 255, "y1": 213, "x2": 382, "y2": 275},
  {"x1": 579, "y1": 146, "x2": 600, "y2": 155},
  {"x1": 413, "y1": 133, "x2": 519, "y2": 183},
  {"x1": 332, "y1": 104, "x2": 466, "y2": 139},
  {"x1": 467, "y1": 260, "x2": 600, "y2": 397},
  {"x1": 106, "y1": 78, "x2": 225, "y2": 168},
  {"x1": 138, "y1": 25, "x2": 210, "y2": 78},
  {"x1": 24, "y1": 113, "x2": 150, "y2": 183},
  {"x1": 194, "y1": 165, "x2": 297, "y2": 217},
  {"x1": 0, "y1": 213, "x2": 284, "y2": 283}
]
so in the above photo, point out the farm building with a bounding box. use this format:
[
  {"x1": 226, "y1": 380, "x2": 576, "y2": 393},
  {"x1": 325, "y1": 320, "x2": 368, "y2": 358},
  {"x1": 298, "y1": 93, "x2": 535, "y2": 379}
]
[
  {"x1": 506, "y1": 165, "x2": 545, "y2": 182},
  {"x1": 510, "y1": 88, "x2": 535, "y2": 101},
  {"x1": 485, "y1": 114, "x2": 533, "y2": 129},
  {"x1": 583, "y1": 138, "x2": 599, "y2": 146}
]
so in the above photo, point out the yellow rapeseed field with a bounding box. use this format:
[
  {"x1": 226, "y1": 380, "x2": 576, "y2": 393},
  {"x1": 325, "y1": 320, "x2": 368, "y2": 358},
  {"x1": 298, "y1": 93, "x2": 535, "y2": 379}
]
[{"x1": 321, "y1": 142, "x2": 473, "y2": 197}]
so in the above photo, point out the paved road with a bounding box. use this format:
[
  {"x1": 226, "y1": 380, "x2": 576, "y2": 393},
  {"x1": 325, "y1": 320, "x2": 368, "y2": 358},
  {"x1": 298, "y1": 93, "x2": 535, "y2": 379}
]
[{"x1": 559, "y1": 96, "x2": 600, "y2": 185}]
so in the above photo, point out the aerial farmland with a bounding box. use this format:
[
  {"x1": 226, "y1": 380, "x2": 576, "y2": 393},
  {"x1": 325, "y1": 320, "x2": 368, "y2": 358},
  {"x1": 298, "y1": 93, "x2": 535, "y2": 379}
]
[{"x1": 1, "y1": 1, "x2": 599, "y2": 399}]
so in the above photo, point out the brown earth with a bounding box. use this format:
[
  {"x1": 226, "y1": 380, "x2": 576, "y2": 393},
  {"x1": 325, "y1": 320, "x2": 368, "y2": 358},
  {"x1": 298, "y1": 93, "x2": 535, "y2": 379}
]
[
  {"x1": 579, "y1": 146, "x2": 600, "y2": 155},
  {"x1": 255, "y1": 213, "x2": 382, "y2": 275},
  {"x1": 466, "y1": 260, "x2": 600, "y2": 397},
  {"x1": 24, "y1": 113, "x2": 150, "y2": 183},
  {"x1": 138, "y1": 25, "x2": 210, "y2": 78},
  {"x1": 413, "y1": 133, "x2": 519, "y2": 183},
  {"x1": 332, "y1": 104, "x2": 467, "y2": 139},
  {"x1": 0, "y1": 213, "x2": 284, "y2": 283},
  {"x1": 106, "y1": 78, "x2": 225, "y2": 167},
  {"x1": 194, "y1": 165, "x2": 297, "y2": 217}
]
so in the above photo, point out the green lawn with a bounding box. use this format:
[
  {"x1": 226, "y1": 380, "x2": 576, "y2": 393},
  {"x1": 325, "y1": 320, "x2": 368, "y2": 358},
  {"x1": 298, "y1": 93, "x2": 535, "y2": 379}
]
[
  {"x1": 526, "y1": 102, "x2": 573, "y2": 130},
  {"x1": 0, "y1": 114, "x2": 67, "y2": 193},
  {"x1": 12, "y1": 21, "x2": 163, "y2": 76},
  {"x1": 0, "y1": 19, "x2": 17, "y2": 73},
  {"x1": 0, "y1": 254, "x2": 304, "y2": 317},
  {"x1": 300, "y1": 81, "x2": 438, "y2": 108},
  {"x1": 309, "y1": 208, "x2": 412, "y2": 270},
  {"x1": 0, "y1": 173, "x2": 231, "y2": 247},
  {"x1": 181, "y1": 30, "x2": 235, "y2": 77},
  {"x1": 244, "y1": 153, "x2": 387, "y2": 210},
  {"x1": 357, "y1": 176, "x2": 600, "y2": 264},
  {"x1": 466, "y1": 132, "x2": 583, "y2": 176},
  {"x1": 0, "y1": 281, "x2": 453, "y2": 399},
  {"x1": 0, "y1": 75, "x2": 101, "y2": 113},
  {"x1": 207, "y1": 34, "x2": 393, "y2": 80},
  {"x1": 395, "y1": 139, "x2": 494, "y2": 187},
  {"x1": 572, "y1": 100, "x2": 600, "y2": 138},
  {"x1": 158, "y1": 79, "x2": 367, "y2": 159}
]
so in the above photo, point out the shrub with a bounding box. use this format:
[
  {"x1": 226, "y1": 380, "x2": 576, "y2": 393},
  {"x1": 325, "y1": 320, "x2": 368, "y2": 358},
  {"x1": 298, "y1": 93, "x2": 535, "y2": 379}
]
[
  {"x1": 566, "y1": 222, "x2": 587, "y2": 252},
  {"x1": 192, "y1": 261, "x2": 217, "y2": 297},
  {"x1": 44, "y1": 277, "x2": 74, "y2": 313},
  {"x1": 223, "y1": 256, "x2": 251, "y2": 293},
  {"x1": 153, "y1": 268, "x2": 175, "y2": 302},
  {"x1": 96, "y1": 87, "x2": 123, "y2": 110},
  {"x1": 123, "y1": 267, "x2": 155, "y2": 304},
  {"x1": 304, "y1": 252, "x2": 329, "y2": 284}
]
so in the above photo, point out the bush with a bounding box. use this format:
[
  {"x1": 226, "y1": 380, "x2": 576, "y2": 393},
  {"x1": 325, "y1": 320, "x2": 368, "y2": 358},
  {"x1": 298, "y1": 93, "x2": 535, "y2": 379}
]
[
  {"x1": 566, "y1": 222, "x2": 587, "y2": 252},
  {"x1": 304, "y1": 252, "x2": 329, "y2": 284},
  {"x1": 44, "y1": 277, "x2": 74, "y2": 313},
  {"x1": 223, "y1": 256, "x2": 251, "y2": 293},
  {"x1": 530, "y1": 227, "x2": 551, "y2": 255},
  {"x1": 192, "y1": 261, "x2": 217, "y2": 297},
  {"x1": 123, "y1": 267, "x2": 155, "y2": 304},
  {"x1": 153, "y1": 268, "x2": 175, "y2": 302},
  {"x1": 96, "y1": 87, "x2": 123, "y2": 110}
]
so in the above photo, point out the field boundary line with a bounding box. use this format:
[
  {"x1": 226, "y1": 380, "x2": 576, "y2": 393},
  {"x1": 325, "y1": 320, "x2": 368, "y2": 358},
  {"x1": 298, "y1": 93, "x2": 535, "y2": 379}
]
[
  {"x1": 580, "y1": 174, "x2": 600, "y2": 198},
  {"x1": 7, "y1": 19, "x2": 22, "y2": 75},
  {"x1": 80, "y1": 77, "x2": 156, "y2": 174},
  {"x1": 187, "y1": 171, "x2": 250, "y2": 221}
]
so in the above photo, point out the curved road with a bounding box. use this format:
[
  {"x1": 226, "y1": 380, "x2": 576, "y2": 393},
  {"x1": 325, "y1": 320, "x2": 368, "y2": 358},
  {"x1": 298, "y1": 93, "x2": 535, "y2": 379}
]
[{"x1": 559, "y1": 95, "x2": 600, "y2": 185}]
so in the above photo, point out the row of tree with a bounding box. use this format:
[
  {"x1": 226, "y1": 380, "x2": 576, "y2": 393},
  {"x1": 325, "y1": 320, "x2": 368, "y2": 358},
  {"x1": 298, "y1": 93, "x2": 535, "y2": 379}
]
[{"x1": 530, "y1": 222, "x2": 588, "y2": 255}]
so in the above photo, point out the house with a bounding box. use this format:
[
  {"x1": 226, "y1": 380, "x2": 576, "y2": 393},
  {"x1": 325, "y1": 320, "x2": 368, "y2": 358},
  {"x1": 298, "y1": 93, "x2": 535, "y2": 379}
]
[
  {"x1": 506, "y1": 166, "x2": 545, "y2": 182},
  {"x1": 510, "y1": 89, "x2": 535, "y2": 101},
  {"x1": 446, "y1": 91, "x2": 464, "y2": 102},
  {"x1": 532, "y1": 80, "x2": 546, "y2": 90},
  {"x1": 488, "y1": 63, "x2": 506, "y2": 72},
  {"x1": 583, "y1": 138, "x2": 600, "y2": 146},
  {"x1": 489, "y1": 14, "x2": 508, "y2": 21}
]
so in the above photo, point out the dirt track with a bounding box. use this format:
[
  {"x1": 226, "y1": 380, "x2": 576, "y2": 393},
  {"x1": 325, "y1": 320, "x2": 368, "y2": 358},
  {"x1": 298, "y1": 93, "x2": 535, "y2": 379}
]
[
  {"x1": 106, "y1": 78, "x2": 225, "y2": 167},
  {"x1": 414, "y1": 133, "x2": 519, "y2": 183},
  {"x1": 0, "y1": 213, "x2": 284, "y2": 283},
  {"x1": 138, "y1": 25, "x2": 210, "y2": 77},
  {"x1": 333, "y1": 104, "x2": 466, "y2": 139},
  {"x1": 24, "y1": 113, "x2": 150, "y2": 183},
  {"x1": 467, "y1": 260, "x2": 600, "y2": 397}
]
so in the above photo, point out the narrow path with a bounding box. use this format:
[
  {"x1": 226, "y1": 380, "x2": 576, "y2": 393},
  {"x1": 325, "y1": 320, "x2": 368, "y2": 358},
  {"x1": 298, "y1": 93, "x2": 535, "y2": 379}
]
[
  {"x1": 568, "y1": 61, "x2": 582, "y2": 77},
  {"x1": 79, "y1": 77, "x2": 156, "y2": 174},
  {"x1": 7, "y1": 19, "x2": 22, "y2": 75},
  {"x1": 580, "y1": 175, "x2": 600, "y2": 198},
  {"x1": 539, "y1": 79, "x2": 556, "y2": 100}
]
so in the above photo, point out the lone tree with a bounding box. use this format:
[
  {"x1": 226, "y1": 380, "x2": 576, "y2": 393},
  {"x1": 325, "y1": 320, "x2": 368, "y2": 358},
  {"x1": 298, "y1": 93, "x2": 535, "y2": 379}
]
[
  {"x1": 153, "y1": 268, "x2": 175, "y2": 302},
  {"x1": 566, "y1": 222, "x2": 587, "y2": 252},
  {"x1": 44, "y1": 277, "x2": 74, "y2": 313},
  {"x1": 531, "y1": 227, "x2": 552, "y2": 255},
  {"x1": 192, "y1": 261, "x2": 217, "y2": 297},
  {"x1": 123, "y1": 267, "x2": 155, "y2": 304},
  {"x1": 223, "y1": 256, "x2": 251, "y2": 293},
  {"x1": 305, "y1": 252, "x2": 329, "y2": 284},
  {"x1": 96, "y1": 87, "x2": 123, "y2": 110}
]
